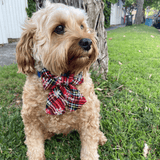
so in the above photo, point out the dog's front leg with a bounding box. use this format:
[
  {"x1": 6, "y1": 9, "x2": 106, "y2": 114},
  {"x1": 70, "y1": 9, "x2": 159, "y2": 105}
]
[
  {"x1": 24, "y1": 122, "x2": 45, "y2": 160},
  {"x1": 79, "y1": 118, "x2": 101, "y2": 160}
]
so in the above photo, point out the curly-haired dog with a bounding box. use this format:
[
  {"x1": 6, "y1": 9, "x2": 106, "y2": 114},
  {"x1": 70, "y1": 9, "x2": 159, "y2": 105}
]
[{"x1": 16, "y1": 1, "x2": 107, "y2": 159}]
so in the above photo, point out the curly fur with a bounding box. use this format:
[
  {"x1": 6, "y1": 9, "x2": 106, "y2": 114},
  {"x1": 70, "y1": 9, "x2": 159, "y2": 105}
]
[{"x1": 16, "y1": 1, "x2": 107, "y2": 159}]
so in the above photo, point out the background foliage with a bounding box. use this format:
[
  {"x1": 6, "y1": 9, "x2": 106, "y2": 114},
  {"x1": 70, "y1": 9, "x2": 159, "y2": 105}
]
[
  {"x1": 103, "y1": 0, "x2": 112, "y2": 28},
  {"x1": 123, "y1": 0, "x2": 160, "y2": 10},
  {"x1": 25, "y1": 0, "x2": 160, "y2": 28},
  {"x1": 26, "y1": 0, "x2": 112, "y2": 28},
  {"x1": 26, "y1": 0, "x2": 36, "y2": 18}
]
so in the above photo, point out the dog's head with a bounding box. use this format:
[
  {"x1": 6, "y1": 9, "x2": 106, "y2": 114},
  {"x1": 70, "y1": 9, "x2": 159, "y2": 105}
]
[{"x1": 16, "y1": 0, "x2": 99, "y2": 76}]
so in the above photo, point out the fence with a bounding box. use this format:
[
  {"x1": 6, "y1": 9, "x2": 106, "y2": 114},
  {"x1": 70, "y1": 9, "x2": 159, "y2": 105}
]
[{"x1": 0, "y1": 0, "x2": 28, "y2": 44}]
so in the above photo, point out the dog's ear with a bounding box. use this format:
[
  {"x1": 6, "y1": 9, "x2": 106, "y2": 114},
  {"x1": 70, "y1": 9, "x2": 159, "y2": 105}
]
[
  {"x1": 16, "y1": 20, "x2": 36, "y2": 75},
  {"x1": 45, "y1": 0, "x2": 51, "y2": 7}
]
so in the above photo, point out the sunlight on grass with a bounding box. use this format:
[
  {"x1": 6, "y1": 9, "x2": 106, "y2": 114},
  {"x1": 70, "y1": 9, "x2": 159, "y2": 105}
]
[{"x1": 107, "y1": 24, "x2": 160, "y2": 100}]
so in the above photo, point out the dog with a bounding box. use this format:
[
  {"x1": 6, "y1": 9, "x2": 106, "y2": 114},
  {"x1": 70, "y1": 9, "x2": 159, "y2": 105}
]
[{"x1": 16, "y1": 1, "x2": 107, "y2": 159}]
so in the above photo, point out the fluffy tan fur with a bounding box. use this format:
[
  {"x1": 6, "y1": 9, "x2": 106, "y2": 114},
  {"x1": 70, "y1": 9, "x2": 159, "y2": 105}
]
[{"x1": 16, "y1": 1, "x2": 107, "y2": 159}]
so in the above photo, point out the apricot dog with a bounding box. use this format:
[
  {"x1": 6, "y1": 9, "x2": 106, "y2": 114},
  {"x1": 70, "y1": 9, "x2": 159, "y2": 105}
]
[{"x1": 16, "y1": 1, "x2": 107, "y2": 159}]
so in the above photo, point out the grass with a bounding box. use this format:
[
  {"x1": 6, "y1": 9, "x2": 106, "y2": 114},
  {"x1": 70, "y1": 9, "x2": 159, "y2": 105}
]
[{"x1": 0, "y1": 24, "x2": 160, "y2": 159}]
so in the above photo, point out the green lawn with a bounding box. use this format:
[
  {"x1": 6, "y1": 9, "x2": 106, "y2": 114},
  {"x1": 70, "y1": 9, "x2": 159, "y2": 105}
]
[{"x1": 0, "y1": 24, "x2": 160, "y2": 159}]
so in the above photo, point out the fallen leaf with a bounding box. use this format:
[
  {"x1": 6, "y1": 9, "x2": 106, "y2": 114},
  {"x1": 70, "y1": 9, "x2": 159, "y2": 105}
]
[
  {"x1": 119, "y1": 61, "x2": 122, "y2": 65},
  {"x1": 14, "y1": 93, "x2": 19, "y2": 97},
  {"x1": 113, "y1": 145, "x2": 120, "y2": 150},
  {"x1": 96, "y1": 88, "x2": 103, "y2": 91},
  {"x1": 151, "y1": 35, "x2": 154, "y2": 38},
  {"x1": 143, "y1": 143, "x2": 149, "y2": 158},
  {"x1": 0, "y1": 147, "x2": 2, "y2": 154},
  {"x1": 109, "y1": 38, "x2": 112, "y2": 40},
  {"x1": 8, "y1": 148, "x2": 12, "y2": 153},
  {"x1": 149, "y1": 74, "x2": 152, "y2": 79},
  {"x1": 128, "y1": 111, "x2": 136, "y2": 115},
  {"x1": 16, "y1": 100, "x2": 21, "y2": 105},
  {"x1": 115, "y1": 108, "x2": 120, "y2": 112}
]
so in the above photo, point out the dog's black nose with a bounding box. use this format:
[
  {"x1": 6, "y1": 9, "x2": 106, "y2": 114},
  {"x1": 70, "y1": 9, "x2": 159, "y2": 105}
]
[{"x1": 79, "y1": 38, "x2": 92, "y2": 51}]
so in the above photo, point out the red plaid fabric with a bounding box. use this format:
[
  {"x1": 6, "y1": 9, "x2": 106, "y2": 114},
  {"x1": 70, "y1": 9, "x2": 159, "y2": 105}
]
[{"x1": 41, "y1": 68, "x2": 87, "y2": 115}]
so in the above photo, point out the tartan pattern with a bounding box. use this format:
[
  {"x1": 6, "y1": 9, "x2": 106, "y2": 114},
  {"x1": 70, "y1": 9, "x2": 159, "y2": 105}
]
[{"x1": 41, "y1": 68, "x2": 87, "y2": 115}]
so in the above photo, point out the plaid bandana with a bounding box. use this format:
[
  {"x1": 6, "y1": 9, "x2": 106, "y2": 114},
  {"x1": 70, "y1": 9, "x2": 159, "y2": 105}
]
[{"x1": 41, "y1": 68, "x2": 87, "y2": 115}]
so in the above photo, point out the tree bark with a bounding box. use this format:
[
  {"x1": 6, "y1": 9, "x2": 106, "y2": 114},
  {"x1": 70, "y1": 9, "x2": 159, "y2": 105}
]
[
  {"x1": 135, "y1": 0, "x2": 144, "y2": 24},
  {"x1": 36, "y1": 0, "x2": 109, "y2": 79}
]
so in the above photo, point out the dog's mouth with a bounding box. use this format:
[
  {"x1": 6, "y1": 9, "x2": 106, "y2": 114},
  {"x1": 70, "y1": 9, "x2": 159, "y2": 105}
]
[
  {"x1": 68, "y1": 43, "x2": 92, "y2": 58},
  {"x1": 66, "y1": 44, "x2": 97, "y2": 74},
  {"x1": 69, "y1": 50, "x2": 91, "y2": 60},
  {"x1": 80, "y1": 54, "x2": 89, "y2": 58},
  {"x1": 69, "y1": 55, "x2": 89, "y2": 61},
  {"x1": 74, "y1": 53, "x2": 92, "y2": 60},
  {"x1": 67, "y1": 42, "x2": 95, "y2": 70},
  {"x1": 79, "y1": 49, "x2": 92, "y2": 58}
]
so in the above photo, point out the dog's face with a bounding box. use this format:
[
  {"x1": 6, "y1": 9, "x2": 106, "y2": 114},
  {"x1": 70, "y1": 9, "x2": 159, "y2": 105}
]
[{"x1": 16, "y1": 1, "x2": 98, "y2": 76}]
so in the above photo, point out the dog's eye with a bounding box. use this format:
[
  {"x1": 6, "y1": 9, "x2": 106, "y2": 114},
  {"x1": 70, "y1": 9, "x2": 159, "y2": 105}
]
[
  {"x1": 54, "y1": 25, "x2": 65, "y2": 34},
  {"x1": 80, "y1": 25, "x2": 84, "y2": 29}
]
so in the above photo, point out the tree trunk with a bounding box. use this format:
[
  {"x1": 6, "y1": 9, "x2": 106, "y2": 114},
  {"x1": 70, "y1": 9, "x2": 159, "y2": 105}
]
[
  {"x1": 135, "y1": 0, "x2": 144, "y2": 24},
  {"x1": 35, "y1": 0, "x2": 109, "y2": 79},
  {"x1": 142, "y1": 8, "x2": 145, "y2": 23}
]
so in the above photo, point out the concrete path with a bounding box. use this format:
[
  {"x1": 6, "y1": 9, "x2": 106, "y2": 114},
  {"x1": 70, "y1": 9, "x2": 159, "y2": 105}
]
[
  {"x1": 106, "y1": 24, "x2": 126, "y2": 31},
  {"x1": 0, "y1": 42, "x2": 17, "y2": 67},
  {"x1": 0, "y1": 24, "x2": 126, "y2": 67}
]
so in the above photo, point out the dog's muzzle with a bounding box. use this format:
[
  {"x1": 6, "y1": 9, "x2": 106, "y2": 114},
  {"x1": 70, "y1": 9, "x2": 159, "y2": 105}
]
[{"x1": 79, "y1": 38, "x2": 92, "y2": 51}]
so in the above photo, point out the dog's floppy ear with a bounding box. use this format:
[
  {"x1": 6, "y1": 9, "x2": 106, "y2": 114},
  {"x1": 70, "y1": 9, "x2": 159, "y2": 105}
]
[{"x1": 16, "y1": 20, "x2": 36, "y2": 75}]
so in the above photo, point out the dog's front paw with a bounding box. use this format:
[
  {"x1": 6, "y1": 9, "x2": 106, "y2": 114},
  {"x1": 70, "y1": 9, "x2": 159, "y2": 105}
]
[{"x1": 98, "y1": 132, "x2": 107, "y2": 146}]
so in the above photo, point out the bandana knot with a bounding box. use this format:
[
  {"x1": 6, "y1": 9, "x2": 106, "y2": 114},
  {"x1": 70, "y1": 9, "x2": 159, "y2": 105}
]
[{"x1": 41, "y1": 68, "x2": 87, "y2": 115}]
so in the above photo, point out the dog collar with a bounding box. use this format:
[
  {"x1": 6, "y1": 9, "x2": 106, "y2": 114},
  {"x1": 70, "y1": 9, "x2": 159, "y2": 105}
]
[
  {"x1": 40, "y1": 68, "x2": 87, "y2": 115},
  {"x1": 37, "y1": 71, "x2": 42, "y2": 78},
  {"x1": 37, "y1": 70, "x2": 71, "y2": 78}
]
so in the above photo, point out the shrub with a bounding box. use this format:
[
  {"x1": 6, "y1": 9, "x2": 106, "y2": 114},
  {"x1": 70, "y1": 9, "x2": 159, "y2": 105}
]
[
  {"x1": 26, "y1": 0, "x2": 36, "y2": 18},
  {"x1": 103, "y1": 0, "x2": 111, "y2": 28}
]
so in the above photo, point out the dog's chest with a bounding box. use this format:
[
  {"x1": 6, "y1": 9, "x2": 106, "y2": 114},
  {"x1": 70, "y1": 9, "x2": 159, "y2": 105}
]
[
  {"x1": 22, "y1": 73, "x2": 98, "y2": 133},
  {"x1": 24, "y1": 73, "x2": 89, "y2": 114},
  {"x1": 24, "y1": 73, "x2": 94, "y2": 114}
]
